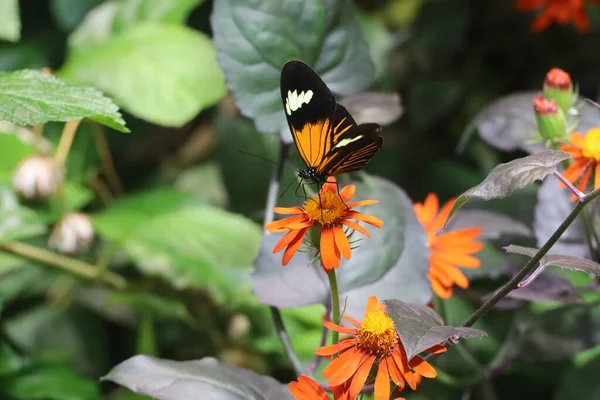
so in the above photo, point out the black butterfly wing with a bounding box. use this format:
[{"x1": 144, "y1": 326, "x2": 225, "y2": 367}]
[
  {"x1": 317, "y1": 104, "x2": 383, "y2": 176},
  {"x1": 280, "y1": 60, "x2": 336, "y2": 169}
]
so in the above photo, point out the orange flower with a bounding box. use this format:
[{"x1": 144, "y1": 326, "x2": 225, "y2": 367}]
[
  {"x1": 413, "y1": 194, "x2": 484, "y2": 299},
  {"x1": 515, "y1": 0, "x2": 600, "y2": 32},
  {"x1": 561, "y1": 129, "x2": 600, "y2": 199},
  {"x1": 289, "y1": 376, "x2": 330, "y2": 400},
  {"x1": 315, "y1": 296, "x2": 445, "y2": 400},
  {"x1": 265, "y1": 178, "x2": 383, "y2": 272}
]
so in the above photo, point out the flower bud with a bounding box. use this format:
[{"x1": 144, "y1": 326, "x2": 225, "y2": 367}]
[
  {"x1": 48, "y1": 212, "x2": 94, "y2": 255},
  {"x1": 12, "y1": 155, "x2": 63, "y2": 201},
  {"x1": 228, "y1": 313, "x2": 252, "y2": 340},
  {"x1": 543, "y1": 68, "x2": 576, "y2": 115},
  {"x1": 533, "y1": 95, "x2": 567, "y2": 143}
]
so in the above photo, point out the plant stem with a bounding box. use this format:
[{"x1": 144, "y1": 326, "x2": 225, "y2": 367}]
[
  {"x1": 54, "y1": 120, "x2": 81, "y2": 165},
  {"x1": 328, "y1": 270, "x2": 341, "y2": 346},
  {"x1": 92, "y1": 123, "x2": 124, "y2": 195},
  {"x1": 262, "y1": 140, "x2": 305, "y2": 375},
  {"x1": 462, "y1": 186, "x2": 600, "y2": 328},
  {"x1": 0, "y1": 241, "x2": 127, "y2": 289}
]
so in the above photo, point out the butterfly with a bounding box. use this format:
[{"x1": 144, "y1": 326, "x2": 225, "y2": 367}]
[{"x1": 280, "y1": 60, "x2": 383, "y2": 187}]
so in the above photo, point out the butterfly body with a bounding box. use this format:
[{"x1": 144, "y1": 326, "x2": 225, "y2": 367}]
[{"x1": 280, "y1": 60, "x2": 383, "y2": 185}]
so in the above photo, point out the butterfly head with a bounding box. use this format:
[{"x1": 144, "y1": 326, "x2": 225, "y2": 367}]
[{"x1": 298, "y1": 167, "x2": 325, "y2": 184}]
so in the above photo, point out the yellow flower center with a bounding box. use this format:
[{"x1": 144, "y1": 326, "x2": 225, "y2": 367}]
[
  {"x1": 582, "y1": 128, "x2": 600, "y2": 162},
  {"x1": 303, "y1": 191, "x2": 346, "y2": 225},
  {"x1": 358, "y1": 310, "x2": 398, "y2": 356}
]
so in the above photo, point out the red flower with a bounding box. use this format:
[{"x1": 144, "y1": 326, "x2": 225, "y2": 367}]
[{"x1": 516, "y1": 0, "x2": 600, "y2": 32}]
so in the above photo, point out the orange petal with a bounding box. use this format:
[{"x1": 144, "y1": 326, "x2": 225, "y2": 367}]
[
  {"x1": 346, "y1": 211, "x2": 384, "y2": 228},
  {"x1": 282, "y1": 227, "x2": 308, "y2": 265},
  {"x1": 417, "y1": 193, "x2": 439, "y2": 225},
  {"x1": 569, "y1": 132, "x2": 586, "y2": 148},
  {"x1": 289, "y1": 376, "x2": 328, "y2": 400},
  {"x1": 391, "y1": 348, "x2": 416, "y2": 390},
  {"x1": 333, "y1": 225, "x2": 351, "y2": 260},
  {"x1": 320, "y1": 227, "x2": 340, "y2": 270},
  {"x1": 339, "y1": 184, "x2": 355, "y2": 203},
  {"x1": 323, "y1": 320, "x2": 358, "y2": 335},
  {"x1": 430, "y1": 278, "x2": 452, "y2": 299},
  {"x1": 273, "y1": 228, "x2": 307, "y2": 254},
  {"x1": 577, "y1": 164, "x2": 592, "y2": 193},
  {"x1": 342, "y1": 315, "x2": 362, "y2": 328},
  {"x1": 345, "y1": 199, "x2": 379, "y2": 208},
  {"x1": 346, "y1": 354, "x2": 375, "y2": 400},
  {"x1": 315, "y1": 339, "x2": 357, "y2": 356},
  {"x1": 426, "y1": 344, "x2": 447, "y2": 354},
  {"x1": 386, "y1": 354, "x2": 405, "y2": 388},
  {"x1": 274, "y1": 206, "x2": 303, "y2": 215},
  {"x1": 322, "y1": 178, "x2": 338, "y2": 194},
  {"x1": 435, "y1": 241, "x2": 485, "y2": 255},
  {"x1": 436, "y1": 227, "x2": 482, "y2": 244},
  {"x1": 342, "y1": 220, "x2": 371, "y2": 237},
  {"x1": 434, "y1": 251, "x2": 481, "y2": 268},
  {"x1": 427, "y1": 197, "x2": 455, "y2": 235},
  {"x1": 429, "y1": 267, "x2": 453, "y2": 287},
  {"x1": 374, "y1": 358, "x2": 391, "y2": 400},
  {"x1": 409, "y1": 357, "x2": 437, "y2": 378},
  {"x1": 366, "y1": 295, "x2": 385, "y2": 313},
  {"x1": 324, "y1": 347, "x2": 364, "y2": 385},
  {"x1": 266, "y1": 215, "x2": 309, "y2": 232},
  {"x1": 561, "y1": 159, "x2": 588, "y2": 184}
]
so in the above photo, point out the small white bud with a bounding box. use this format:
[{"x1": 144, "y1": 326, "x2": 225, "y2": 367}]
[
  {"x1": 12, "y1": 155, "x2": 63, "y2": 201},
  {"x1": 228, "y1": 313, "x2": 252, "y2": 340},
  {"x1": 49, "y1": 212, "x2": 94, "y2": 255}
]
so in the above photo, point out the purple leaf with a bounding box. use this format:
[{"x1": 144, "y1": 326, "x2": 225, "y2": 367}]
[
  {"x1": 507, "y1": 271, "x2": 581, "y2": 303},
  {"x1": 101, "y1": 355, "x2": 293, "y2": 400},
  {"x1": 446, "y1": 150, "x2": 571, "y2": 224},
  {"x1": 252, "y1": 176, "x2": 431, "y2": 319},
  {"x1": 505, "y1": 245, "x2": 600, "y2": 275},
  {"x1": 383, "y1": 299, "x2": 486, "y2": 360},
  {"x1": 338, "y1": 92, "x2": 402, "y2": 126},
  {"x1": 534, "y1": 178, "x2": 587, "y2": 257}
]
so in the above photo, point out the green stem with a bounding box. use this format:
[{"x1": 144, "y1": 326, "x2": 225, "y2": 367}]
[
  {"x1": 328, "y1": 269, "x2": 341, "y2": 346},
  {"x1": 0, "y1": 241, "x2": 127, "y2": 289},
  {"x1": 462, "y1": 187, "x2": 600, "y2": 328}
]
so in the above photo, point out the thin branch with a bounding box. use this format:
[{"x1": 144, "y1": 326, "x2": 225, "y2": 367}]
[
  {"x1": 0, "y1": 241, "x2": 127, "y2": 289},
  {"x1": 54, "y1": 120, "x2": 81, "y2": 165},
  {"x1": 462, "y1": 186, "x2": 600, "y2": 328},
  {"x1": 553, "y1": 168, "x2": 584, "y2": 201}
]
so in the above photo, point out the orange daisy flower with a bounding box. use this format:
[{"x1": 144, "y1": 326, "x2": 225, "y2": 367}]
[
  {"x1": 289, "y1": 375, "x2": 330, "y2": 400},
  {"x1": 561, "y1": 129, "x2": 600, "y2": 199},
  {"x1": 315, "y1": 296, "x2": 445, "y2": 400},
  {"x1": 516, "y1": 0, "x2": 600, "y2": 32},
  {"x1": 413, "y1": 194, "x2": 484, "y2": 299},
  {"x1": 265, "y1": 178, "x2": 383, "y2": 272}
]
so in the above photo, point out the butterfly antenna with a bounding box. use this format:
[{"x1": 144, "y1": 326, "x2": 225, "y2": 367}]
[
  {"x1": 280, "y1": 175, "x2": 300, "y2": 199},
  {"x1": 238, "y1": 150, "x2": 296, "y2": 172}
]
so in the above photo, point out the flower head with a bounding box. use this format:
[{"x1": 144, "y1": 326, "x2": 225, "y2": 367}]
[
  {"x1": 265, "y1": 178, "x2": 383, "y2": 272},
  {"x1": 48, "y1": 212, "x2": 94, "y2": 255},
  {"x1": 533, "y1": 95, "x2": 567, "y2": 143},
  {"x1": 315, "y1": 296, "x2": 445, "y2": 400},
  {"x1": 12, "y1": 155, "x2": 63, "y2": 201},
  {"x1": 561, "y1": 129, "x2": 600, "y2": 199},
  {"x1": 413, "y1": 194, "x2": 484, "y2": 299},
  {"x1": 516, "y1": 0, "x2": 600, "y2": 32}
]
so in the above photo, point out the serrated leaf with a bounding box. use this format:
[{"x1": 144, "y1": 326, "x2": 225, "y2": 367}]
[
  {"x1": 534, "y1": 177, "x2": 587, "y2": 257},
  {"x1": 2, "y1": 364, "x2": 100, "y2": 400},
  {"x1": 253, "y1": 175, "x2": 431, "y2": 319},
  {"x1": 446, "y1": 150, "x2": 571, "y2": 223},
  {"x1": 62, "y1": 23, "x2": 225, "y2": 127},
  {"x1": 506, "y1": 245, "x2": 600, "y2": 275},
  {"x1": 0, "y1": 186, "x2": 46, "y2": 242},
  {"x1": 446, "y1": 209, "x2": 531, "y2": 239},
  {"x1": 102, "y1": 355, "x2": 293, "y2": 400},
  {"x1": 0, "y1": 69, "x2": 128, "y2": 132},
  {"x1": 211, "y1": 0, "x2": 374, "y2": 137},
  {"x1": 113, "y1": 0, "x2": 205, "y2": 31},
  {"x1": 383, "y1": 299, "x2": 486, "y2": 360},
  {"x1": 93, "y1": 189, "x2": 261, "y2": 297},
  {"x1": 0, "y1": 0, "x2": 20, "y2": 42},
  {"x1": 338, "y1": 92, "x2": 403, "y2": 126}
]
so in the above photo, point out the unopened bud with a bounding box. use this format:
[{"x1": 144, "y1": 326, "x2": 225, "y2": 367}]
[
  {"x1": 12, "y1": 155, "x2": 63, "y2": 200},
  {"x1": 543, "y1": 68, "x2": 576, "y2": 115},
  {"x1": 49, "y1": 212, "x2": 94, "y2": 255},
  {"x1": 533, "y1": 96, "x2": 567, "y2": 143},
  {"x1": 228, "y1": 313, "x2": 252, "y2": 340}
]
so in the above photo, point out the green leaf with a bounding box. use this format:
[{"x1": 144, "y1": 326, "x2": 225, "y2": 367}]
[
  {"x1": 253, "y1": 175, "x2": 431, "y2": 319},
  {"x1": 113, "y1": 0, "x2": 205, "y2": 31},
  {"x1": 0, "y1": 343, "x2": 24, "y2": 376},
  {"x1": 93, "y1": 189, "x2": 262, "y2": 298},
  {"x1": 555, "y1": 345, "x2": 600, "y2": 400},
  {"x1": 384, "y1": 299, "x2": 486, "y2": 360},
  {"x1": 0, "y1": 124, "x2": 51, "y2": 172},
  {"x1": 2, "y1": 364, "x2": 100, "y2": 400},
  {"x1": 446, "y1": 150, "x2": 572, "y2": 224},
  {"x1": 62, "y1": 23, "x2": 226, "y2": 127},
  {"x1": 50, "y1": 0, "x2": 105, "y2": 32},
  {"x1": 0, "y1": 186, "x2": 46, "y2": 242},
  {"x1": 211, "y1": 0, "x2": 374, "y2": 137},
  {"x1": 0, "y1": 69, "x2": 128, "y2": 132},
  {"x1": 33, "y1": 181, "x2": 94, "y2": 224},
  {"x1": 0, "y1": 0, "x2": 21, "y2": 42},
  {"x1": 102, "y1": 355, "x2": 293, "y2": 400}
]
